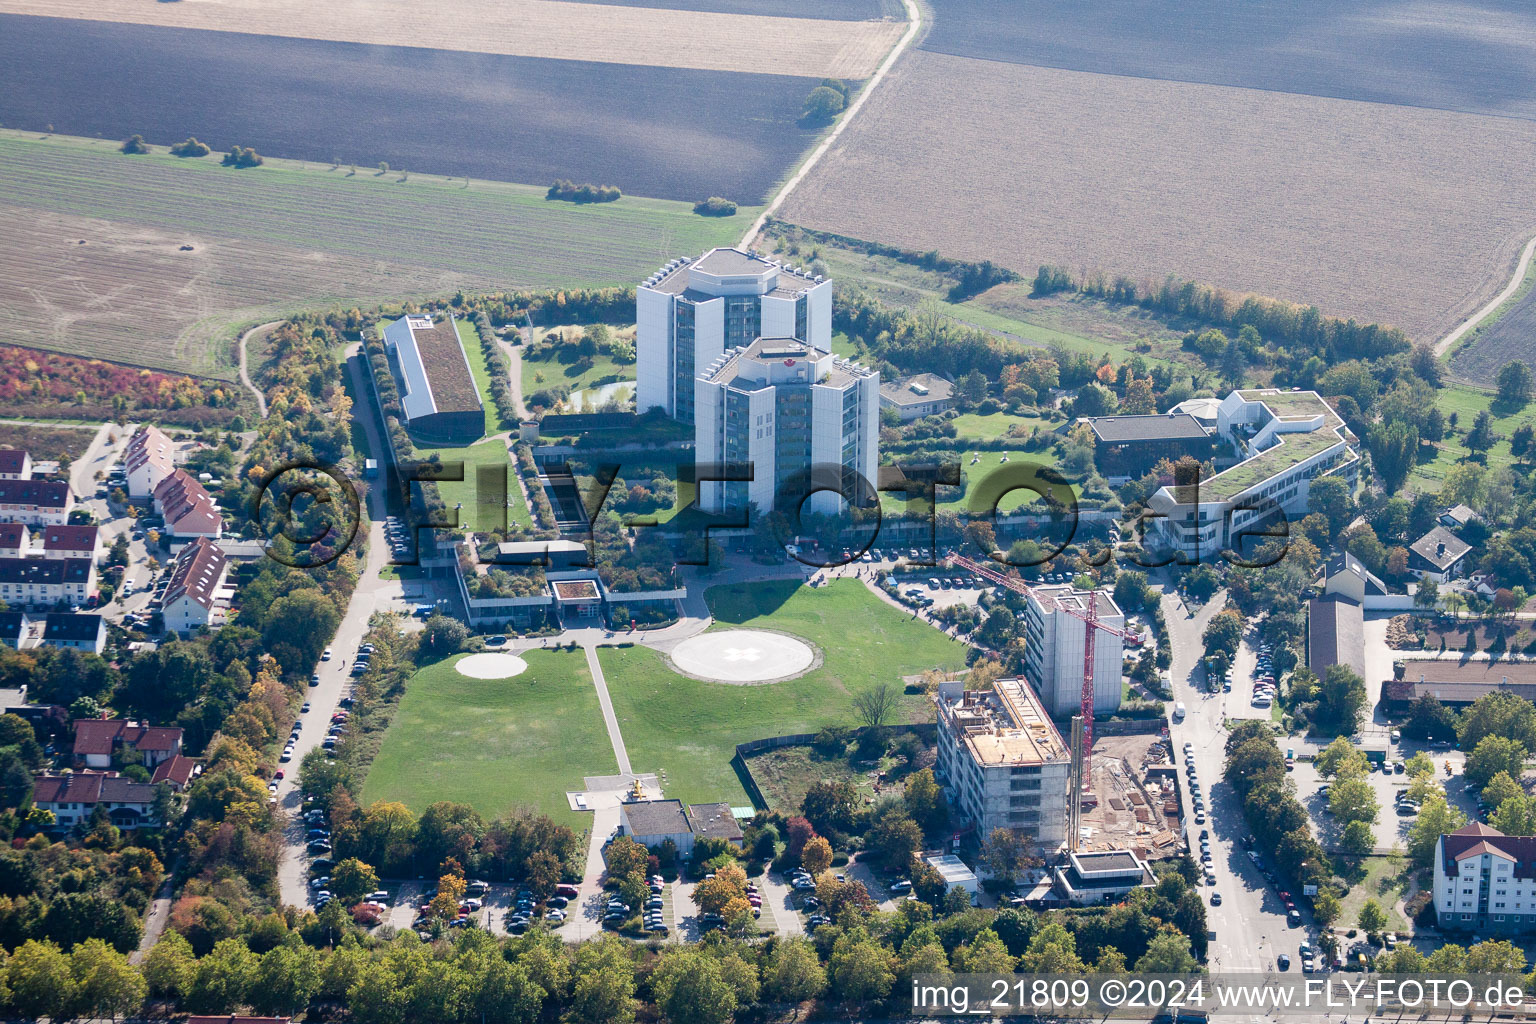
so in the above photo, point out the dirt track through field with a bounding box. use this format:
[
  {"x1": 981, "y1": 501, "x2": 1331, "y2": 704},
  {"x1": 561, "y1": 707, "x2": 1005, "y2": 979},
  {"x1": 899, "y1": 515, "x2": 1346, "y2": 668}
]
[
  {"x1": 0, "y1": 0, "x2": 905, "y2": 78},
  {"x1": 780, "y1": 51, "x2": 1536, "y2": 341}
]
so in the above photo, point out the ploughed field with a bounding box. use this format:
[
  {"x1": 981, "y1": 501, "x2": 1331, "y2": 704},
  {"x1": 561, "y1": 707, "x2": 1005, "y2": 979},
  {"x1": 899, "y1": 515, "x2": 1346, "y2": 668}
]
[
  {"x1": 920, "y1": 0, "x2": 1536, "y2": 121},
  {"x1": 780, "y1": 50, "x2": 1536, "y2": 342},
  {"x1": 0, "y1": 14, "x2": 826, "y2": 203},
  {"x1": 0, "y1": 132, "x2": 754, "y2": 377},
  {"x1": 1449, "y1": 275, "x2": 1536, "y2": 385}
]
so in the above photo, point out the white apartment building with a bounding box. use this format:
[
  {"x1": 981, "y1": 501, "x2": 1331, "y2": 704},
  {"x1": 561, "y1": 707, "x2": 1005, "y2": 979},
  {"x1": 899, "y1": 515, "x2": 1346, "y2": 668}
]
[
  {"x1": 1146, "y1": 389, "x2": 1359, "y2": 562},
  {"x1": 636, "y1": 248, "x2": 832, "y2": 424},
  {"x1": 161, "y1": 537, "x2": 230, "y2": 635},
  {"x1": 0, "y1": 557, "x2": 94, "y2": 608},
  {"x1": 0, "y1": 479, "x2": 71, "y2": 526},
  {"x1": 1434, "y1": 823, "x2": 1536, "y2": 934},
  {"x1": 694, "y1": 337, "x2": 878, "y2": 516},
  {"x1": 124, "y1": 425, "x2": 176, "y2": 499},
  {"x1": 1022, "y1": 585, "x2": 1125, "y2": 718},
  {"x1": 933, "y1": 679, "x2": 1072, "y2": 849}
]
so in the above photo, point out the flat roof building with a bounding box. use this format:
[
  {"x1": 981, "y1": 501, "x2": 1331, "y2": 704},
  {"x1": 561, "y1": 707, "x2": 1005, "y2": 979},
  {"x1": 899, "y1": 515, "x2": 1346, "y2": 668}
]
[
  {"x1": 1052, "y1": 849, "x2": 1156, "y2": 905},
  {"x1": 880, "y1": 373, "x2": 955, "y2": 421},
  {"x1": 925, "y1": 853, "x2": 979, "y2": 894},
  {"x1": 1022, "y1": 585, "x2": 1125, "y2": 718},
  {"x1": 383, "y1": 313, "x2": 484, "y2": 444},
  {"x1": 637, "y1": 248, "x2": 832, "y2": 424},
  {"x1": 694, "y1": 336, "x2": 878, "y2": 517},
  {"x1": 1146, "y1": 389, "x2": 1359, "y2": 562},
  {"x1": 933, "y1": 679, "x2": 1072, "y2": 850},
  {"x1": 1084, "y1": 412, "x2": 1215, "y2": 484}
]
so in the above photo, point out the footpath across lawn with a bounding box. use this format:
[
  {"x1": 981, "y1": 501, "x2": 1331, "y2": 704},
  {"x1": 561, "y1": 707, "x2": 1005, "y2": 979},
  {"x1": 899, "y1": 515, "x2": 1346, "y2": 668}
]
[
  {"x1": 599, "y1": 578, "x2": 966, "y2": 807},
  {"x1": 363, "y1": 649, "x2": 615, "y2": 829}
]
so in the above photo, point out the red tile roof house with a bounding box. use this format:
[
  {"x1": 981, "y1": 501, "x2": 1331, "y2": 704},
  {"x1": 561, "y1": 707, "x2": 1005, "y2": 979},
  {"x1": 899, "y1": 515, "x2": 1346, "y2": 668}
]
[
  {"x1": 0, "y1": 449, "x2": 33, "y2": 480},
  {"x1": 39, "y1": 524, "x2": 100, "y2": 561},
  {"x1": 124, "y1": 425, "x2": 175, "y2": 499},
  {"x1": 32, "y1": 771, "x2": 160, "y2": 830},
  {"x1": 151, "y1": 753, "x2": 197, "y2": 792},
  {"x1": 72, "y1": 718, "x2": 184, "y2": 769},
  {"x1": 162, "y1": 537, "x2": 230, "y2": 635},
  {"x1": 153, "y1": 469, "x2": 223, "y2": 540}
]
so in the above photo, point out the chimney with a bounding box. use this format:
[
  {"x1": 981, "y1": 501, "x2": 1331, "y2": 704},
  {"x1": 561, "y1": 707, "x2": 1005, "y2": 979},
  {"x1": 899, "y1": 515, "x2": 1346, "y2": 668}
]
[{"x1": 1437, "y1": 543, "x2": 1446, "y2": 556}]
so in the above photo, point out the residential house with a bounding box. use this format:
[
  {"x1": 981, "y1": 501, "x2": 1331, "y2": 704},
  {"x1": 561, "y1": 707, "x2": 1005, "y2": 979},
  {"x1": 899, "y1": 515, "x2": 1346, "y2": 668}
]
[
  {"x1": 0, "y1": 479, "x2": 71, "y2": 526},
  {"x1": 161, "y1": 537, "x2": 230, "y2": 634},
  {"x1": 0, "y1": 611, "x2": 30, "y2": 649},
  {"x1": 32, "y1": 772, "x2": 160, "y2": 830},
  {"x1": 124, "y1": 426, "x2": 176, "y2": 499},
  {"x1": 42, "y1": 613, "x2": 106, "y2": 654},
  {"x1": 151, "y1": 754, "x2": 197, "y2": 792},
  {"x1": 0, "y1": 557, "x2": 94, "y2": 608},
  {"x1": 39, "y1": 524, "x2": 100, "y2": 561},
  {"x1": 1408, "y1": 526, "x2": 1472, "y2": 583},
  {"x1": 1434, "y1": 823, "x2": 1536, "y2": 934},
  {"x1": 153, "y1": 469, "x2": 223, "y2": 540},
  {"x1": 1440, "y1": 504, "x2": 1482, "y2": 529},
  {"x1": 73, "y1": 719, "x2": 184, "y2": 769},
  {"x1": 0, "y1": 524, "x2": 28, "y2": 558},
  {"x1": 1320, "y1": 550, "x2": 1409, "y2": 611},
  {"x1": 0, "y1": 449, "x2": 33, "y2": 480}
]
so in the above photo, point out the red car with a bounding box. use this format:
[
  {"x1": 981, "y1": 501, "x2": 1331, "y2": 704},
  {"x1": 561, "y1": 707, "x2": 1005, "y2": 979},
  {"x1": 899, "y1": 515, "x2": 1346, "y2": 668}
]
[{"x1": 273, "y1": 770, "x2": 285, "y2": 780}]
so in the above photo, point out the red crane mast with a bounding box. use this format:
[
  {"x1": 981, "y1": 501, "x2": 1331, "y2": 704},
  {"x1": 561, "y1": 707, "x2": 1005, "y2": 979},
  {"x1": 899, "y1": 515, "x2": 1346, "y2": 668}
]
[{"x1": 945, "y1": 553, "x2": 1130, "y2": 779}]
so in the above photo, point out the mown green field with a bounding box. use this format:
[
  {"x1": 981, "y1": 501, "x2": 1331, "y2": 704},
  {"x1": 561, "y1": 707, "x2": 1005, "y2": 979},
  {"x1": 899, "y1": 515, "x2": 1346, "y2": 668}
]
[
  {"x1": 362, "y1": 649, "x2": 614, "y2": 829},
  {"x1": 1411, "y1": 383, "x2": 1535, "y2": 494},
  {"x1": 599, "y1": 579, "x2": 966, "y2": 807},
  {"x1": 409, "y1": 439, "x2": 532, "y2": 531},
  {"x1": 0, "y1": 130, "x2": 757, "y2": 377}
]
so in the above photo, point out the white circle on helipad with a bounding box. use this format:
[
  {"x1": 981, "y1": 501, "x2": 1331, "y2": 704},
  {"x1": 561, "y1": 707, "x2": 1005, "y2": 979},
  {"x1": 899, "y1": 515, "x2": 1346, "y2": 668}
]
[
  {"x1": 670, "y1": 630, "x2": 815, "y2": 683},
  {"x1": 456, "y1": 653, "x2": 528, "y2": 679}
]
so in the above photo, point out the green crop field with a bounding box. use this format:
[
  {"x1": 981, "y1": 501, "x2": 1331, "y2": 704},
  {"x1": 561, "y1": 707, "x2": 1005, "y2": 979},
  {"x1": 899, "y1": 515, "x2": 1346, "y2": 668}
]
[
  {"x1": 362, "y1": 649, "x2": 615, "y2": 829},
  {"x1": 0, "y1": 130, "x2": 757, "y2": 378},
  {"x1": 599, "y1": 579, "x2": 966, "y2": 807}
]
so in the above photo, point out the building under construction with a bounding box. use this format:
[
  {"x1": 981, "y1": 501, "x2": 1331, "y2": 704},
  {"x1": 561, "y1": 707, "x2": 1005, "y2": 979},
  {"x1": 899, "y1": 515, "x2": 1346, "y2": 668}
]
[{"x1": 932, "y1": 679, "x2": 1072, "y2": 849}]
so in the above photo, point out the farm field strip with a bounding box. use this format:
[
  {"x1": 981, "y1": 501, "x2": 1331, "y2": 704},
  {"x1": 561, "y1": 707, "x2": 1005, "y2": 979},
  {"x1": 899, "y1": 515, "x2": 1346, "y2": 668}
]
[
  {"x1": 0, "y1": 0, "x2": 905, "y2": 78},
  {"x1": 918, "y1": 0, "x2": 1536, "y2": 121},
  {"x1": 0, "y1": 133, "x2": 754, "y2": 376},
  {"x1": 1447, "y1": 238, "x2": 1536, "y2": 385},
  {"x1": 780, "y1": 51, "x2": 1536, "y2": 342}
]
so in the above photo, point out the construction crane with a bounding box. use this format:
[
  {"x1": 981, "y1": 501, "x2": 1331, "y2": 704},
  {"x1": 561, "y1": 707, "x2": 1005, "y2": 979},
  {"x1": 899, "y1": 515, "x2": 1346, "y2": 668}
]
[{"x1": 946, "y1": 552, "x2": 1132, "y2": 781}]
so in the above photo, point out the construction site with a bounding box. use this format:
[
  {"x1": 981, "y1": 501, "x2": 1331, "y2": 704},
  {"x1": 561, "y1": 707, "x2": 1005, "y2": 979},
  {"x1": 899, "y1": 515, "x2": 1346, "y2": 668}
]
[{"x1": 1077, "y1": 732, "x2": 1183, "y2": 861}]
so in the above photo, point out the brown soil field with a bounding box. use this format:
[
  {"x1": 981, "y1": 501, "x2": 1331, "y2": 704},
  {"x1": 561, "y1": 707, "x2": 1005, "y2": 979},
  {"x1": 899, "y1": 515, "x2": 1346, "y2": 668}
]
[
  {"x1": 2, "y1": 0, "x2": 905, "y2": 78},
  {"x1": 779, "y1": 51, "x2": 1536, "y2": 341}
]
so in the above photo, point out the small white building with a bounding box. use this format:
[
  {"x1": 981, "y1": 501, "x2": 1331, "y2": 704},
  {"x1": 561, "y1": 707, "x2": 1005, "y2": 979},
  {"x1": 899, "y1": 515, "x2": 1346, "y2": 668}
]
[
  {"x1": 0, "y1": 557, "x2": 94, "y2": 608},
  {"x1": 39, "y1": 524, "x2": 100, "y2": 562},
  {"x1": 880, "y1": 374, "x2": 955, "y2": 421},
  {"x1": 32, "y1": 772, "x2": 160, "y2": 831},
  {"x1": 0, "y1": 524, "x2": 28, "y2": 559},
  {"x1": 153, "y1": 470, "x2": 222, "y2": 540},
  {"x1": 1052, "y1": 850, "x2": 1155, "y2": 905},
  {"x1": 620, "y1": 798, "x2": 696, "y2": 856},
  {"x1": 925, "y1": 853, "x2": 979, "y2": 895},
  {"x1": 42, "y1": 613, "x2": 106, "y2": 655},
  {"x1": 0, "y1": 450, "x2": 33, "y2": 480}
]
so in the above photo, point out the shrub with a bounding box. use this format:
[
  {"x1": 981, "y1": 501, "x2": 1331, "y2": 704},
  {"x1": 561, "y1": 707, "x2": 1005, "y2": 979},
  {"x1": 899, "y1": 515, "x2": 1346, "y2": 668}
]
[
  {"x1": 693, "y1": 196, "x2": 737, "y2": 217},
  {"x1": 120, "y1": 134, "x2": 150, "y2": 155},
  {"x1": 170, "y1": 137, "x2": 211, "y2": 157},
  {"x1": 547, "y1": 179, "x2": 620, "y2": 203},
  {"x1": 802, "y1": 85, "x2": 846, "y2": 123},
  {"x1": 221, "y1": 145, "x2": 264, "y2": 168}
]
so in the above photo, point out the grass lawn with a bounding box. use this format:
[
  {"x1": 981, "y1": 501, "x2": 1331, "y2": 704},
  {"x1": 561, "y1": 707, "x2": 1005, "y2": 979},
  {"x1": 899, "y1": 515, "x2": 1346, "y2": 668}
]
[
  {"x1": 1338, "y1": 854, "x2": 1411, "y2": 931},
  {"x1": 947, "y1": 410, "x2": 1054, "y2": 442},
  {"x1": 880, "y1": 449, "x2": 1082, "y2": 515},
  {"x1": 599, "y1": 578, "x2": 966, "y2": 807},
  {"x1": 362, "y1": 649, "x2": 615, "y2": 829},
  {"x1": 456, "y1": 318, "x2": 508, "y2": 436},
  {"x1": 1410, "y1": 382, "x2": 1535, "y2": 494},
  {"x1": 744, "y1": 744, "x2": 891, "y2": 814},
  {"x1": 409, "y1": 439, "x2": 532, "y2": 531},
  {"x1": 521, "y1": 350, "x2": 634, "y2": 396}
]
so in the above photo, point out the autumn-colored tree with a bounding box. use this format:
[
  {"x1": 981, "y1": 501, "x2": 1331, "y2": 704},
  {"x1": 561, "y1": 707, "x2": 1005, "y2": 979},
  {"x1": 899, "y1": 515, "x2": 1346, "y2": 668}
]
[{"x1": 800, "y1": 836, "x2": 833, "y2": 876}]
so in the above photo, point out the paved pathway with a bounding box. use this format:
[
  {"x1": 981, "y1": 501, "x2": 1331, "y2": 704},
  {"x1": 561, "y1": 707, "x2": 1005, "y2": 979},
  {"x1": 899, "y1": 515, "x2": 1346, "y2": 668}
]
[
  {"x1": 131, "y1": 871, "x2": 176, "y2": 964},
  {"x1": 494, "y1": 336, "x2": 529, "y2": 420},
  {"x1": 67, "y1": 421, "x2": 121, "y2": 501},
  {"x1": 582, "y1": 642, "x2": 632, "y2": 776}
]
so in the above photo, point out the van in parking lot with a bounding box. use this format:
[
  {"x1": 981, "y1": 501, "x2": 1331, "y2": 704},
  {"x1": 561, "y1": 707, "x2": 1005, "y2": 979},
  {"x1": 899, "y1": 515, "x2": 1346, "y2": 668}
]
[{"x1": 1173, "y1": 702, "x2": 1186, "y2": 720}]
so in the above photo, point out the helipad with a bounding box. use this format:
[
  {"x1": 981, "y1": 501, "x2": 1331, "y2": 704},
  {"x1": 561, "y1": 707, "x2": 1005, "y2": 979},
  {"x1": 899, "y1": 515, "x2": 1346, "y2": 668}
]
[
  {"x1": 669, "y1": 629, "x2": 816, "y2": 684},
  {"x1": 455, "y1": 652, "x2": 529, "y2": 679}
]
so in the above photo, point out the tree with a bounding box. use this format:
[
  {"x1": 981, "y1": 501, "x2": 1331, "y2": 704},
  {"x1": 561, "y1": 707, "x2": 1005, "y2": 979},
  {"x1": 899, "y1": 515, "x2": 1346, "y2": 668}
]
[
  {"x1": 1329, "y1": 777, "x2": 1378, "y2": 825},
  {"x1": 1465, "y1": 735, "x2": 1528, "y2": 791},
  {"x1": 9, "y1": 939, "x2": 75, "y2": 1020},
  {"x1": 1512, "y1": 423, "x2": 1534, "y2": 462},
  {"x1": 1357, "y1": 898, "x2": 1388, "y2": 935},
  {"x1": 121, "y1": 134, "x2": 150, "y2": 154},
  {"x1": 763, "y1": 937, "x2": 825, "y2": 1011},
  {"x1": 1342, "y1": 819, "x2": 1375, "y2": 855},
  {"x1": 801, "y1": 779, "x2": 858, "y2": 837},
  {"x1": 693, "y1": 865, "x2": 749, "y2": 917},
  {"x1": 1466, "y1": 409, "x2": 1498, "y2": 455},
  {"x1": 606, "y1": 835, "x2": 648, "y2": 884},
  {"x1": 1312, "y1": 890, "x2": 1342, "y2": 928},
  {"x1": 1482, "y1": 771, "x2": 1525, "y2": 812},
  {"x1": 1135, "y1": 931, "x2": 1198, "y2": 974},
  {"x1": 1316, "y1": 736, "x2": 1367, "y2": 779},
  {"x1": 800, "y1": 835, "x2": 833, "y2": 876},
  {"x1": 959, "y1": 370, "x2": 989, "y2": 406},
  {"x1": 868, "y1": 810, "x2": 923, "y2": 867},
  {"x1": 652, "y1": 949, "x2": 736, "y2": 1024},
  {"x1": 331, "y1": 857, "x2": 380, "y2": 906},
  {"x1": 187, "y1": 936, "x2": 259, "y2": 1012},
  {"x1": 1367, "y1": 419, "x2": 1418, "y2": 494},
  {"x1": 828, "y1": 935, "x2": 894, "y2": 1007},
  {"x1": 1459, "y1": 691, "x2": 1536, "y2": 751},
  {"x1": 252, "y1": 944, "x2": 320, "y2": 1017},
  {"x1": 70, "y1": 938, "x2": 145, "y2": 1021},
  {"x1": 1497, "y1": 361, "x2": 1534, "y2": 407},
  {"x1": 420, "y1": 614, "x2": 470, "y2": 658},
  {"x1": 852, "y1": 682, "x2": 897, "y2": 728},
  {"x1": 1122, "y1": 377, "x2": 1156, "y2": 414},
  {"x1": 1408, "y1": 794, "x2": 1468, "y2": 867},
  {"x1": 802, "y1": 85, "x2": 845, "y2": 122},
  {"x1": 261, "y1": 590, "x2": 340, "y2": 675},
  {"x1": 984, "y1": 827, "x2": 1026, "y2": 882},
  {"x1": 903, "y1": 768, "x2": 945, "y2": 832},
  {"x1": 142, "y1": 932, "x2": 195, "y2": 999},
  {"x1": 1414, "y1": 575, "x2": 1440, "y2": 611},
  {"x1": 566, "y1": 938, "x2": 636, "y2": 1024},
  {"x1": 1490, "y1": 795, "x2": 1536, "y2": 836},
  {"x1": 1404, "y1": 693, "x2": 1458, "y2": 742},
  {"x1": 1307, "y1": 476, "x2": 1354, "y2": 540},
  {"x1": 955, "y1": 928, "x2": 1017, "y2": 973},
  {"x1": 1317, "y1": 663, "x2": 1367, "y2": 733}
]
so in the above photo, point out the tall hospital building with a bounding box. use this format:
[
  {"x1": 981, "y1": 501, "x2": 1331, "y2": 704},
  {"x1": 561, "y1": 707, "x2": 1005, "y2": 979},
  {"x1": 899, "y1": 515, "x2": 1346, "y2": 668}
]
[{"x1": 637, "y1": 249, "x2": 878, "y2": 515}]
